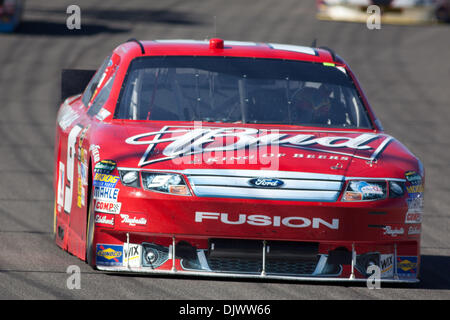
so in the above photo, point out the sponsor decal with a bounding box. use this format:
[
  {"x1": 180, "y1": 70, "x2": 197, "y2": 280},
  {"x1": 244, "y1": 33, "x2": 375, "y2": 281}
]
[
  {"x1": 405, "y1": 171, "x2": 422, "y2": 185},
  {"x1": 77, "y1": 176, "x2": 82, "y2": 208},
  {"x1": 406, "y1": 196, "x2": 424, "y2": 213},
  {"x1": 94, "y1": 160, "x2": 116, "y2": 174},
  {"x1": 248, "y1": 178, "x2": 284, "y2": 188},
  {"x1": 404, "y1": 171, "x2": 424, "y2": 223},
  {"x1": 408, "y1": 225, "x2": 421, "y2": 235},
  {"x1": 94, "y1": 214, "x2": 114, "y2": 228},
  {"x1": 359, "y1": 183, "x2": 383, "y2": 195},
  {"x1": 406, "y1": 184, "x2": 424, "y2": 194},
  {"x1": 58, "y1": 104, "x2": 80, "y2": 130},
  {"x1": 397, "y1": 256, "x2": 418, "y2": 277},
  {"x1": 380, "y1": 254, "x2": 394, "y2": 279},
  {"x1": 95, "y1": 108, "x2": 111, "y2": 121},
  {"x1": 93, "y1": 186, "x2": 119, "y2": 201},
  {"x1": 123, "y1": 243, "x2": 142, "y2": 268},
  {"x1": 188, "y1": 153, "x2": 351, "y2": 164},
  {"x1": 80, "y1": 162, "x2": 88, "y2": 186},
  {"x1": 89, "y1": 144, "x2": 101, "y2": 163},
  {"x1": 77, "y1": 126, "x2": 89, "y2": 163},
  {"x1": 64, "y1": 125, "x2": 83, "y2": 214},
  {"x1": 126, "y1": 126, "x2": 392, "y2": 167},
  {"x1": 383, "y1": 226, "x2": 404, "y2": 237},
  {"x1": 195, "y1": 212, "x2": 339, "y2": 230},
  {"x1": 77, "y1": 164, "x2": 83, "y2": 208},
  {"x1": 93, "y1": 173, "x2": 120, "y2": 188},
  {"x1": 96, "y1": 244, "x2": 123, "y2": 266},
  {"x1": 95, "y1": 200, "x2": 122, "y2": 214},
  {"x1": 57, "y1": 162, "x2": 65, "y2": 209},
  {"x1": 405, "y1": 211, "x2": 422, "y2": 224},
  {"x1": 119, "y1": 213, "x2": 148, "y2": 228}
]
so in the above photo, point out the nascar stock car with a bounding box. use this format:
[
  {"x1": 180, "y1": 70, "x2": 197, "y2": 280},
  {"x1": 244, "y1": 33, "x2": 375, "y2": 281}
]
[
  {"x1": 316, "y1": 0, "x2": 450, "y2": 24},
  {"x1": 0, "y1": 0, "x2": 25, "y2": 32},
  {"x1": 54, "y1": 38, "x2": 424, "y2": 282}
]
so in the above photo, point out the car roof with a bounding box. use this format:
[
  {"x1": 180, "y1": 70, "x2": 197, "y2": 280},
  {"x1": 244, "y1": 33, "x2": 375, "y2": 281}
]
[{"x1": 113, "y1": 39, "x2": 341, "y2": 65}]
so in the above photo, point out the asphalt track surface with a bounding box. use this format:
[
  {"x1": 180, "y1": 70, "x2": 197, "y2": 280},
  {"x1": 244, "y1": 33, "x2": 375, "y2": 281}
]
[{"x1": 0, "y1": 0, "x2": 449, "y2": 300}]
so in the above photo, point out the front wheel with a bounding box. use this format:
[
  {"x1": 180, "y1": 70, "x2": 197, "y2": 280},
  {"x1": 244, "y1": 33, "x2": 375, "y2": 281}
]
[{"x1": 85, "y1": 184, "x2": 96, "y2": 268}]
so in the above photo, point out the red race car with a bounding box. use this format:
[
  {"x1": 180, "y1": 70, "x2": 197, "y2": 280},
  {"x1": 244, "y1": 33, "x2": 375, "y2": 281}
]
[{"x1": 54, "y1": 38, "x2": 424, "y2": 283}]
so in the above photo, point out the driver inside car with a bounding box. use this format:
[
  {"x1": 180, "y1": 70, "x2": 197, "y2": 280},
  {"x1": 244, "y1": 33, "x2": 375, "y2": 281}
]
[{"x1": 291, "y1": 85, "x2": 346, "y2": 126}]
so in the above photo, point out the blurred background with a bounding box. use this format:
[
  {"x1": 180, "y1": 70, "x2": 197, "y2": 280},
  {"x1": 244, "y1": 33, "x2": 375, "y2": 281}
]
[{"x1": 0, "y1": 0, "x2": 449, "y2": 299}]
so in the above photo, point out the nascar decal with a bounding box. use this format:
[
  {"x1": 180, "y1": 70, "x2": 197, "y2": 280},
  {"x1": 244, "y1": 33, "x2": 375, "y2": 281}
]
[
  {"x1": 95, "y1": 200, "x2": 122, "y2": 214},
  {"x1": 96, "y1": 244, "x2": 123, "y2": 266},
  {"x1": 126, "y1": 126, "x2": 393, "y2": 167}
]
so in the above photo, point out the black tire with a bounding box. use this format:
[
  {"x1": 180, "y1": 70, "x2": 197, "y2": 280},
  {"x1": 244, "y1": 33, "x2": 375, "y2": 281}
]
[
  {"x1": 86, "y1": 195, "x2": 96, "y2": 268},
  {"x1": 85, "y1": 167, "x2": 96, "y2": 268}
]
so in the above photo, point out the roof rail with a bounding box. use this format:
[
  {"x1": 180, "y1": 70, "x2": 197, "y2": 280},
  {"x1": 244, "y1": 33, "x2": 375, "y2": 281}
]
[{"x1": 126, "y1": 38, "x2": 145, "y2": 55}]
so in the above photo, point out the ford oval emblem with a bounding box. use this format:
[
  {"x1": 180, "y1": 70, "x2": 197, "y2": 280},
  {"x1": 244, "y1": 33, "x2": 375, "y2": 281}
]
[{"x1": 248, "y1": 178, "x2": 284, "y2": 188}]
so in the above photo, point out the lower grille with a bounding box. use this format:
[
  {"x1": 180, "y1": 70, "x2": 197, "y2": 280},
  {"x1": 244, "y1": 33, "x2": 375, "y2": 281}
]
[{"x1": 207, "y1": 257, "x2": 319, "y2": 275}]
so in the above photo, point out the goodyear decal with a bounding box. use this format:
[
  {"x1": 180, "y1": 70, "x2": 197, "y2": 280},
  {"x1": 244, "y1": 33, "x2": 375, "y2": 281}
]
[
  {"x1": 94, "y1": 160, "x2": 117, "y2": 174},
  {"x1": 397, "y1": 256, "x2": 418, "y2": 278},
  {"x1": 96, "y1": 244, "x2": 123, "y2": 266}
]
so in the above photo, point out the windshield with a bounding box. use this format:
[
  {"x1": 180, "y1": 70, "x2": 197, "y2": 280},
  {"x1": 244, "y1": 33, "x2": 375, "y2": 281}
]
[{"x1": 115, "y1": 56, "x2": 372, "y2": 128}]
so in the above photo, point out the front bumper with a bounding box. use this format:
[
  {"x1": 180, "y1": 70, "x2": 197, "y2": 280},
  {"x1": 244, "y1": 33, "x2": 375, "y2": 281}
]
[
  {"x1": 95, "y1": 236, "x2": 419, "y2": 283},
  {"x1": 92, "y1": 171, "x2": 421, "y2": 283}
]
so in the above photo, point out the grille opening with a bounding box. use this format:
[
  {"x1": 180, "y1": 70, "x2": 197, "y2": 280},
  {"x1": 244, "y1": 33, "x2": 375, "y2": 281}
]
[{"x1": 206, "y1": 238, "x2": 320, "y2": 275}]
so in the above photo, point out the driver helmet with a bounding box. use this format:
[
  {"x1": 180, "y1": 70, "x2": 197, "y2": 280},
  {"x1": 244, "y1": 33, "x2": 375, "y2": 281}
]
[{"x1": 292, "y1": 86, "x2": 331, "y2": 123}]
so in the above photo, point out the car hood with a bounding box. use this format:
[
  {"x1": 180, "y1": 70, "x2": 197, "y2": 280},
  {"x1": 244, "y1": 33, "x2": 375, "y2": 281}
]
[{"x1": 93, "y1": 121, "x2": 417, "y2": 179}]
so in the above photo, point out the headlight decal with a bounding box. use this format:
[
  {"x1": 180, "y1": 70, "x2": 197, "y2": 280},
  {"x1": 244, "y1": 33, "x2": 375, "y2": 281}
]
[
  {"x1": 141, "y1": 172, "x2": 191, "y2": 196},
  {"x1": 343, "y1": 180, "x2": 387, "y2": 201}
]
